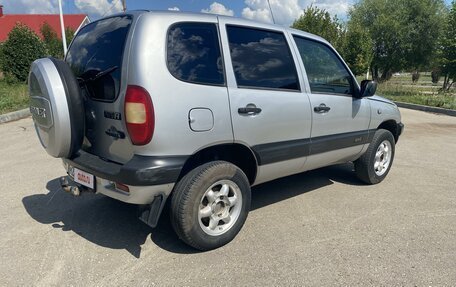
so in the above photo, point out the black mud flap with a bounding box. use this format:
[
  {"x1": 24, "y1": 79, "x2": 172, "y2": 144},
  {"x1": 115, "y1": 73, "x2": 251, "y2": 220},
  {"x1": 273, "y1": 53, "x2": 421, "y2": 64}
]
[{"x1": 138, "y1": 195, "x2": 166, "y2": 228}]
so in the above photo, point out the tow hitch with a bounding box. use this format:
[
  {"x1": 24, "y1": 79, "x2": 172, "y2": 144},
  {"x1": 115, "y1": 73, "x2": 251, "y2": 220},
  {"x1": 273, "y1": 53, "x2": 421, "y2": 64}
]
[{"x1": 60, "y1": 176, "x2": 94, "y2": 196}]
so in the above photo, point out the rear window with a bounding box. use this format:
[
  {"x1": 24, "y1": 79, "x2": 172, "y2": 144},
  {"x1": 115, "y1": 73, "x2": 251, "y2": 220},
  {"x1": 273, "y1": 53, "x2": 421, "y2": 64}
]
[{"x1": 66, "y1": 16, "x2": 132, "y2": 101}]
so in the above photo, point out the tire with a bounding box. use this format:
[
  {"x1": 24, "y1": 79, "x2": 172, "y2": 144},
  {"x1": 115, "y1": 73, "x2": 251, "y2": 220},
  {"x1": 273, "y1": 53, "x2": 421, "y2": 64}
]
[
  {"x1": 170, "y1": 161, "x2": 251, "y2": 251},
  {"x1": 354, "y1": 129, "x2": 395, "y2": 184},
  {"x1": 29, "y1": 57, "x2": 84, "y2": 158}
]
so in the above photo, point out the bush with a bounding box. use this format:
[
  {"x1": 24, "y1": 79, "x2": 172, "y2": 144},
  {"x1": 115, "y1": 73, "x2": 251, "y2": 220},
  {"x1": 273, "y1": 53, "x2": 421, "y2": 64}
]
[
  {"x1": 39, "y1": 23, "x2": 76, "y2": 60},
  {"x1": 41, "y1": 22, "x2": 63, "y2": 59},
  {"x1": 65, "y1": 27, "x2": 76, "y2": 47},
  {"x1": 412, "y1": 71, "x2": 420, "y2": 83},
  {"x1": 0, "y1": 23, "x2": 47, "y2": 82},
  {"x1": 431, "y1": 69, "x2": 440, "y2": 84}
]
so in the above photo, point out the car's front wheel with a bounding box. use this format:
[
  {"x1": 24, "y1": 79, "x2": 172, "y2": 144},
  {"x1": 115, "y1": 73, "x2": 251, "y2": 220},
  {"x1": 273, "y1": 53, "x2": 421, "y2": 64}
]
[
  {"x1": 354, "y1": 129, "x2": 396, "y2": 184},
  {"x1": 170, "y1": 161, "x2": 251, "y2": 251}
]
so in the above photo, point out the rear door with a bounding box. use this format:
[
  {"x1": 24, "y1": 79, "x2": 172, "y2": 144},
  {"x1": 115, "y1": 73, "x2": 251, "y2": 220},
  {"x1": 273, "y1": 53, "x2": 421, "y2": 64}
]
[
  {"x1": 66, "y1": 16, "x2": 134, "y2": 163},
  {"x1": 218, "y1": 20, "x2": 312, "y2": 183},
  {"x1": 291, "y1": 35, "x2": 371, "y2": 170}
]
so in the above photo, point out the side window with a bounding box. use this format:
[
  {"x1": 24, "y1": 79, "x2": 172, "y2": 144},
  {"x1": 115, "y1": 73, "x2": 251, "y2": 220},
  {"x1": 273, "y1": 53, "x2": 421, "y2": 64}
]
[
  {"x1": 226, "y1": 26, "x2": 300, "y2": 91},
  {"x1": 293, "y1": 36, "x2": 353, "y2": 95},
  {"x1": 167, "y1": 23, "x2": 225, "y2": 86}
]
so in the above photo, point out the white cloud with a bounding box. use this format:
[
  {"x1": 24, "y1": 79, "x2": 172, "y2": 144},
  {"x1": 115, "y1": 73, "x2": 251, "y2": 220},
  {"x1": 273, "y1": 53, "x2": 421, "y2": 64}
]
[
  {"x1": 0, "y1": 0, "x2": 124, "y2": 17},
  {"x1": 242, "y1": 7, "x2": 272, "y2": 23},
  {"x1": 242, "y1": 0, "x2": 302, "y2": 25},
  {"x1": 168, "y1": 7, "x2": 180, "y2": 11},
  {"x1": 241, "y1": 0, "x2": 352, "y2": 25},
  {"x1": 302, "y1": 0, "x2": 351, "y2": 19},
  {"x1": 0, "y1": 0, "x2": 60, "y2": 14},
  {"x1": 201, "y1": 2, "x2": 234, "y2": 16},
  {"x1": 75, "y1": 0, "x2": 122, "y2": 17}
]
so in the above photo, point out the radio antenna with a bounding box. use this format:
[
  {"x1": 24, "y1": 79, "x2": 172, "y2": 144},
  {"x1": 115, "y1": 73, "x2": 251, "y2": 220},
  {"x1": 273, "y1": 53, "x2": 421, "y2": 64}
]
[{"x1": 267, "y1": 0, "x2": 276, "y2": 24}]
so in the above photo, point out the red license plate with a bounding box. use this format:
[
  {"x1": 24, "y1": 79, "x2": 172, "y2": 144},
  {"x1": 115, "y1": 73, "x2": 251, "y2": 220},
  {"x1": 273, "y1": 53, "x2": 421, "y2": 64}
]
[{"x1": 73, "y1": 168, "x2": 95, "y2": 189}]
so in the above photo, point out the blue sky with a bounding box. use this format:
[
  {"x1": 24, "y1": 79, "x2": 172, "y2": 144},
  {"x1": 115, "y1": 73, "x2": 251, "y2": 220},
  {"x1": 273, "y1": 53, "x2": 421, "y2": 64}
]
[{"x1": 0, "y1": 0, "x2": 453, "y2": 26}]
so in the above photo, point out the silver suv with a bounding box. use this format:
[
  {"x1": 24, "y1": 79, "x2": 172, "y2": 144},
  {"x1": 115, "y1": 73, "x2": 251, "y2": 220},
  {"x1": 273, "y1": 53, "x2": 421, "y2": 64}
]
[{"x1": 28, "y1": 11, "x2": 403, "y2": 250}]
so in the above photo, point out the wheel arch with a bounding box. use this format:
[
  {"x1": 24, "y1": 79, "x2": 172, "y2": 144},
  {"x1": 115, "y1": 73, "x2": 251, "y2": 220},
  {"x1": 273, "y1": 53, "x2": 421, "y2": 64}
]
[
  {"x1": 377, "y1": 119, "x2": 399, "y2": 142},
  {"x1": 178, "y1": 143, "x2": 258, "y2": 185}
]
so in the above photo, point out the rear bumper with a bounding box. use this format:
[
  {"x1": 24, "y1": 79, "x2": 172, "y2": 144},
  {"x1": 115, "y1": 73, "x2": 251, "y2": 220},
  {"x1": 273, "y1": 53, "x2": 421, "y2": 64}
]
[
  {"x1": 62, "y1": 150, "x2": 188, "y2": 204},
  {"x1": 63, "y1": 150, "x2": 188, "y2": 186}
]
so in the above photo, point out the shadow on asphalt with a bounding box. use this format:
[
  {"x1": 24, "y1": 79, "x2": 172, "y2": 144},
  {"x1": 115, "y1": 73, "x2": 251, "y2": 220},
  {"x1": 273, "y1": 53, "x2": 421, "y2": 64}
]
[
  {"x1": 251, "y1": 162, "x2": 362, "y2": 210},
  {"x1": 22, "y1": 163, "x2": 362, "y2": 257}
]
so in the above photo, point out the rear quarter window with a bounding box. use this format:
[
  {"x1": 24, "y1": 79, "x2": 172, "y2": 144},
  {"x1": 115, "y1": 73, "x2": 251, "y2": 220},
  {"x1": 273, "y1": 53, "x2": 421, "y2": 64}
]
[
  {"x1": 66, "y1": 16, "x2": 132, "y2": 101},
  {"x1": 167, "y1": 22, "x2": 225, "y2": 86}
]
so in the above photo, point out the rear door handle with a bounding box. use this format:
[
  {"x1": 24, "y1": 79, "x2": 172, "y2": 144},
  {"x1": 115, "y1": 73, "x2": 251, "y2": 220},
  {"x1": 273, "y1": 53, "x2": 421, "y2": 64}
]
[
  {"x1": 314, "y1": 104, "x2": 331, "y2": 113},
  {"x1": 238, "y1": 104, "x2": 262, "y2": 115}
]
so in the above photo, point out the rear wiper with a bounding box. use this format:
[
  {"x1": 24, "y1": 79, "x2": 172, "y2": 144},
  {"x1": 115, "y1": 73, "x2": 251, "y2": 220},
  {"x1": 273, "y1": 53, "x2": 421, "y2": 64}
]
[{"x1": 77, "y1": 66, "x2": 118, "y2": 84}]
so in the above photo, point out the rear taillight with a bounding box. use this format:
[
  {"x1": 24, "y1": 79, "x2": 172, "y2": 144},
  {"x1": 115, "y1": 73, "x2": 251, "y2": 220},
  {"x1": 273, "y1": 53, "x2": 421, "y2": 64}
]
[{"x1": 125, "y1": 85, "x2": 154, "y2": 145}]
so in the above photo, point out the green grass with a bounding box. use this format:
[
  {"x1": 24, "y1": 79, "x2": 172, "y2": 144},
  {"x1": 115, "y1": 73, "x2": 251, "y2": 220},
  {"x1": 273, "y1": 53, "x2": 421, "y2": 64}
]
[
  {"x1": 0, "y1": 80, "x2": 28, "y2": 115},
  {"x1": 381, "y1": 92, "x2": 456, "y2": 110},
  {"x1": 377, "y1": 79, "x2": 456, "y2": 110},
  {"x1": 357, "y1": 74, "x2": 456, "y2": 110}
]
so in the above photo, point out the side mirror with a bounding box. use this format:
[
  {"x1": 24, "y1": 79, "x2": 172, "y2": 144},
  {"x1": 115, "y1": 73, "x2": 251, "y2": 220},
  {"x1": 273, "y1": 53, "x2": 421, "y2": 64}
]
[{"x1": 359, "y1": 80, "x2": 377, "y2": 98}]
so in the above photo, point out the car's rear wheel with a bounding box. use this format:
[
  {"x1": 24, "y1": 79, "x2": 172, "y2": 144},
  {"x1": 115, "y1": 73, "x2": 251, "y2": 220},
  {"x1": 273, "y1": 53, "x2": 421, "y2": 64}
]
[
  {"x1": 170, "y1": 161, "x2": 251, "y2": 251},
  {"x1": 28, "y1": 57, "x2": 84, "y2": 158},
  {"x1": 354, "y1": 129, "x2": 396, "y2": 184}
]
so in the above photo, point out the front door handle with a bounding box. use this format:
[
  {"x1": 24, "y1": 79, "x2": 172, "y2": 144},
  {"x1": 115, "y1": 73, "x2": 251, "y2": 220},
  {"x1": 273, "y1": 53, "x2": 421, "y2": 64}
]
[
  {"x1": 238, "y1": 104, "x2": 262, "y2": 115},
  {"x1": 314, "y1": 103, "x2": 331, "y2": 113}
]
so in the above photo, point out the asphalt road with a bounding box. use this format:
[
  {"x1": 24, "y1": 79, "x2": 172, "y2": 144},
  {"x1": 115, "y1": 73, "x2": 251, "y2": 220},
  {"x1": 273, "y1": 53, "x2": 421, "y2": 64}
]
[{"x1": 0, "y1": 108, "x2": 455, "y2": 286}]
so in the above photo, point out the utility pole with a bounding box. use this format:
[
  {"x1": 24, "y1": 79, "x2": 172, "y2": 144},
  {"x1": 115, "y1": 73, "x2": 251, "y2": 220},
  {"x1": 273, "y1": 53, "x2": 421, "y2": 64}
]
[
  {"x1": 122, "y1": 0, "x2": 127, "y2": 12},
  {"x1": 58, "y1": 0, "x2": 68, "y2": 56}
]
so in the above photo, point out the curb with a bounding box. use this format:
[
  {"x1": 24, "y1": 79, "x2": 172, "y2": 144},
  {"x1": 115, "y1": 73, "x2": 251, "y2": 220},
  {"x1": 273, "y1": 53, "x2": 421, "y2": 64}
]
[
  {"x1": 395, "y1": 101, "x2": 456, "y2": 117},
  {"x1": 0, "y1": 108, "x2": 31, "y2": 124}
]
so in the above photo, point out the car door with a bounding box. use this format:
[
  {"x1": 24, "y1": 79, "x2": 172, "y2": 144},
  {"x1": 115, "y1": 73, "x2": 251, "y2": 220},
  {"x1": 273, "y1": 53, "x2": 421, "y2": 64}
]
[
  {"x1": 218, "y1": 21, "x2": 312, "y2": 185},
  {"x1": 291, "y1": 35, "x2": 371, "y2": 170}
]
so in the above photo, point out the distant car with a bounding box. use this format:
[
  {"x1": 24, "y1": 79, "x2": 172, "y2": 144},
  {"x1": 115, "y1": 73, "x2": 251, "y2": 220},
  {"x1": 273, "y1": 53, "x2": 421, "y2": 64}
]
[
  {"x1": 393, "y1": 72, "x2": 401, "y2": 77},
  {"x1": 28, "y1": 11, "x2": 404, "y2": 250}
]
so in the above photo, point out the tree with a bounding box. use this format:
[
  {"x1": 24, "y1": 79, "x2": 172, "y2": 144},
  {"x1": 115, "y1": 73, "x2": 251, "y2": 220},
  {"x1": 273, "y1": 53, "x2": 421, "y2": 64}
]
[
  {"x1": 439, "y1": 1, "x2": 456, "y2": 90},
  {"x1": 292, "y1": 6, "x2": 345, "y2": 51},
  {"x1": 0, "y1": 23, "x2": 47, "y2": 82},
  {"x1": 348, "y1": 0, "x2": 403, "y2": 81},
  {"x1": 402, "y1": 0, "x2": 447, "y2": 78},
  {"x1": 292, "y1": 6, "x2": 373, "y2": 76},
  {"x1": 349, "y1": 0, "x2": 446, "y2": 82},
  {"x1": 341, "y1": 20, "x2": 373, "y2": 76}
]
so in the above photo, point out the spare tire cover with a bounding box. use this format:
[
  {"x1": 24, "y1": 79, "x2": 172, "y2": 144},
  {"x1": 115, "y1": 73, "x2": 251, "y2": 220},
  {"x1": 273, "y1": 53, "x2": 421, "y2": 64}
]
[{"x1": 28, "y1": 57, "x2": 84, "y2": 158}]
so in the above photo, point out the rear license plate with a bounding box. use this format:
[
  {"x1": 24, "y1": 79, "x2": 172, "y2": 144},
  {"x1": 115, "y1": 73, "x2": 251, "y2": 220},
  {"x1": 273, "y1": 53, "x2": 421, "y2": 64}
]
[{"x1": 73, "y1": 168, "x2": 95, "y2": 189}]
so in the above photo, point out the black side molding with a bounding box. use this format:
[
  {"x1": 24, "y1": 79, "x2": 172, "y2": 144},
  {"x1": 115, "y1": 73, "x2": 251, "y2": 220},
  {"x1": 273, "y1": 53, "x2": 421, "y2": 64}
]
[
  {"x1": 310, "y1": 130, "x2": 374, "y2": 155},
  {"x1": 64, "y1": 151, "x2": 188, "y2": 186},
  {"x1": 252, "y1": 138, "x2": 311, "y2": 165},
  {"x1": 252, "y1": 129, "x2": 376, "y2": 166}
]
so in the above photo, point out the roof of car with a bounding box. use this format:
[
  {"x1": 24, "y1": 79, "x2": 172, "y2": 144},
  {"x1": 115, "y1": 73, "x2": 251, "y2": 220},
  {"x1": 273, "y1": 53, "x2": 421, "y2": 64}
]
[{"x1": 105, "y1": 10, "x2": 329, "y2": 45}]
